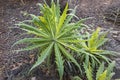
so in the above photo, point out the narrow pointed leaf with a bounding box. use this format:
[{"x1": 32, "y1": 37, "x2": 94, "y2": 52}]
[
  {"x1": 54, "y1": 44, "x2": 64, "y2": 80},
  {"x1": 98, "y1": 70, "x2": 107, "y2": 80},
  {"x1": 17, "y1": 23, "x2": 48, "y2": 38},
  {"x1": 106, "y1": 61, "x2": 115, "y2": 76},
  {"x1": 13, "y1": 38, "x2": 50, "y2": 47},
  {"x1": 83, "y1": 63, "x2": 93, "y2": 80},
  {"x1": 57, "y1": 3, "x2": 68, "y2": 33},
  {"x1": 96, "y1": 62, "x2": 104, "y2": 80},
  {"x1": 30, "y1": 43, "x2": 53, "y2": 72},
  {"x1": 58, "y1": 44, "x2": 81, "y2": 71},
  {"x1": 63, "y1": 6, "x2": 77, "y2": 25},
  {"x1": 16, "y1": 43, "x2": 49, "y2": 51}
]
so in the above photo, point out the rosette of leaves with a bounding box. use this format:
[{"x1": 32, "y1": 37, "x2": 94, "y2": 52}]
[
  {"x1": 13, "y1": 0, "x2": 86, "y2": 80},
  {"x1": 77, "y1": 27, "x2": 112, "y2": 67},
  {"x1": 83, "y1": 61, "x2": 115, "y2": 80}
]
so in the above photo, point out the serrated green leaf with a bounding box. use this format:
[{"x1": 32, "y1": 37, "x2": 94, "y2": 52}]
[
  {"x1": 57, "y1": 3, "x2": 68, "y2": 34},
  {"x1": 29, "y1": 43, "x2": 54, "y2": 72},
  {"x1": 58, "y1": 44, "x2": 81, "y2": 72},
  {"x1": 98, "y1": 70, "x2": 107, "y2": 80},
  {"x1": 95, "y1": 54, "x2": 110, "y2": 64},
  {"x1": 12, "y1": 38, "x2": 50, "y2": 47},
  {"x1": 106, "y1": 61, "x2": 115, "y2": 77},
  {"x1": 16, "y1": 43, "x2": 49, "y2": 51},
  {"x1": 63, "y1": 6, "x2": 77, "y2": 26},
  {"x1": 58, "y1": 41, "x2": 79, "y2": 52},
  {"x1": 54, "y1": 43, "x2": 64, "y2": 80},
  {"x1": 88, "y1": 27, "x2": 100, "y2": 50},
  {"x1": 96, "y1": 62, "x2": 104, "y2": 80},
  {"x1": 106, "y1": 72, "x2": 115, "y2": 80},
  {"x1": 83, "y1": 63, "x2": 93, "y2": 80},
  {"x1": 17, "y1": 23, "x2": 49, "y2": 38}
]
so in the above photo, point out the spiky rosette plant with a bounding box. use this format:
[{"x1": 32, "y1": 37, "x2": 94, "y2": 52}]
[
  {"x1": 13, "y1": 0, "x2": 87, "y2": 80},
  {"x1": 77, "y1": 28, "x2": 113, "y2": 68}
]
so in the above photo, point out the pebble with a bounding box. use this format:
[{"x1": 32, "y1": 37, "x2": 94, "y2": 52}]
[{"x1": 31, "y1": 77, "x2": 36, "y2": 80}]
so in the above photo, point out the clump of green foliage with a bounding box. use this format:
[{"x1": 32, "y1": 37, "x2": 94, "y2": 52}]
[
  {"x1": 83, "y1": 61, "x2": 115, "y2": 80},
  {"x1": 77, "y1": 27, "x2": 112, "y2": 68},
  {"x1": 13, "y1": 0, "x2": 116, "y2": 80},
  {"x1": 72, "y1": 61, "x2": 115, "y2": 80},
  {"x1": 13, "y1": 0, "x2": 87, "y2": 80}
]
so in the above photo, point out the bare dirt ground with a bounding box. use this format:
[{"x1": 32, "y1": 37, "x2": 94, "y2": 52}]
[{"x1": 0, "y1": 0, "x2": 120, "y2": 80}]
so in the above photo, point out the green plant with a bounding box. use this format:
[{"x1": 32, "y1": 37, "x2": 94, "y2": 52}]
[
  {"x1": 77, "y1": 27, "x2": 112, "y2": 67},
  {"x1": 13, "y1": 0, "x2": 87, "y2": 80},
  {"x1": 83, "y1": 61, "x2": 115, "y2": 80}
]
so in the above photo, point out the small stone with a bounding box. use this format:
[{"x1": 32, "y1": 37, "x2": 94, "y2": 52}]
[
  {"x1": 116, "y1": 35, "x2": 120, "y2": 41},
  {"x1": 0, "y1": 50, "x2": 2, "y2": 53},
  {"x1": 115, "y1": 79, "x2": 120, "y2": 80},
  {"x1": 31, "y1": 77, "x2": 36, "y2": 80},
  {"x1": 112, "y1": 31, "x2": 118, "y2": 35},
  {"x1": 113, "y1": 35, "x2": 118, "y2": 38}
]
